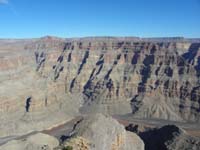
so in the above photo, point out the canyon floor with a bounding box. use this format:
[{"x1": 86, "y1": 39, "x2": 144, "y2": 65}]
[{"x1": 0, "y1": 36, "x2": 200, "y2": 150}]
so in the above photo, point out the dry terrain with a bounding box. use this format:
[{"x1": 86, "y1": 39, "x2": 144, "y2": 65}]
[{"x1": 0, "y1": 36, "x2": 200, "y2": 150}]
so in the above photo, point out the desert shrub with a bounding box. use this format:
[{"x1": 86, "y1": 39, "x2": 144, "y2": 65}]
[{"x1": 62, "y1": 146, "x2": 73, "y2": 150}]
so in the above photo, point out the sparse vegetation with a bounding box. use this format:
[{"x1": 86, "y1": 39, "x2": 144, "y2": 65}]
[{"x1": 62, "y1": 146, "x2": 73, "y2": 150}]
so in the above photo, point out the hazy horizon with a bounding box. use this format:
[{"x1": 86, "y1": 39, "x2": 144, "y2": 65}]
[{"x1": 1, "y1": 35, "x2": 200, "y2": 40}]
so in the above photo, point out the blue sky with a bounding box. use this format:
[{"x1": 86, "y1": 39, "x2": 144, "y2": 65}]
[{"x1": 0, "y1": 0, "x2": 200, "y2": 38}]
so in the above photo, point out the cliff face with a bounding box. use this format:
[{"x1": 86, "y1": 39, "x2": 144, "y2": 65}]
[
  {"x1": 0, "y1": 37, "x2": 200, "y2": 136},
  {"x1": 54, "y1": 38, "x2": 199, "y2": 122}
]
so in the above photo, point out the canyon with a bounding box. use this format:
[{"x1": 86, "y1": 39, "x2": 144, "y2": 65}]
[{"x1": 0, "y1": 36, "x2": 200, "y2": 150}]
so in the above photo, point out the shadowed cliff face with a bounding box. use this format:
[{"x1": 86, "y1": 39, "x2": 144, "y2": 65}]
[
  {"x1": 0, "y1": 37, "x2": 200, "y2": 137},
  {"x1": 125, "y1": 123, "x2": 200, "y2": 150}
]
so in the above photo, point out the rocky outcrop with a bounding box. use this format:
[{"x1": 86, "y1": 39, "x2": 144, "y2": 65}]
[
  {"x1": 126, "y1": 124, "x2": 200, "y2": 150},
  {"x1": 57, "y1": 113, "x2": 144, "y2": 150},
  {"x1": 0, "y1": 133, "x2": 59, "y2": 150}
]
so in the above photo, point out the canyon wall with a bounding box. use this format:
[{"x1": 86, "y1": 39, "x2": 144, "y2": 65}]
[{"x1": 0, "y1": 36, "x2": 200, "y2": 136}]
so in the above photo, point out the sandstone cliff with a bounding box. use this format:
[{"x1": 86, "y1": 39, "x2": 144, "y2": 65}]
[{"x1": 0, "y1": 36, "x2": 200, "y2": 137}]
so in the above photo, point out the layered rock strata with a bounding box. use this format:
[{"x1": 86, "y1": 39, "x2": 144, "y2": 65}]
[{"x1": 0, "y1": 37, "x2": 200, "y2": 137}]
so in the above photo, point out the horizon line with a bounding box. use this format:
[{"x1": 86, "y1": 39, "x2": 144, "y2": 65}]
[{"x1": 0, "y1": 35, "x2": 200, "y2": 40}]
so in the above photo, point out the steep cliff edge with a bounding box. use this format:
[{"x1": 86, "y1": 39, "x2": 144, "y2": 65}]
[{"x1": 0, "y1": 36, "x2": 200, "y2": 137}]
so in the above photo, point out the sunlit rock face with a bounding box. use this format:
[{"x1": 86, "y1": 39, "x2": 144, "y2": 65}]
[
  {"x1": 0, "y1": 37, "x2": 200, "y2": 136},
  {"x1": 58, "y1": 114, "x2": 144, "y2": 150},
  {"x1": 0, "y1": 133, "x2": 59, "y2": 150}
]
